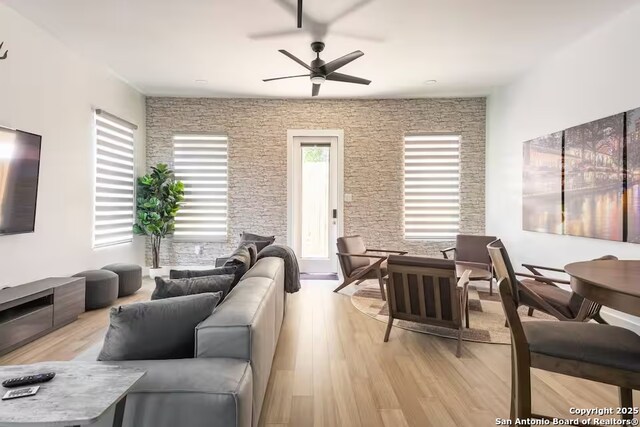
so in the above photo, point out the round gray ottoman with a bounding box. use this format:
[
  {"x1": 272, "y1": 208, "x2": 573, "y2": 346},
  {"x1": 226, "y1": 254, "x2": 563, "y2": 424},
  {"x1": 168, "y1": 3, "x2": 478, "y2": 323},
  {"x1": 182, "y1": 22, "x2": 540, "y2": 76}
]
[
  {"x1": 73, "y1": 270, "x2": 119, "y2": 310},
  {"x1": 102, "y1": 263, "x2": 142, "y2": 297}
]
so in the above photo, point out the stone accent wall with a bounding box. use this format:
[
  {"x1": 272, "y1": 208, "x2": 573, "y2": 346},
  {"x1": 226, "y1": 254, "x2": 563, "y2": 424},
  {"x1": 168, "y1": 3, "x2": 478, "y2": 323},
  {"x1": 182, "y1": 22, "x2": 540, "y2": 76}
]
[{"x1": 146, "y1": 98, "x2": 486, "y2": 266}]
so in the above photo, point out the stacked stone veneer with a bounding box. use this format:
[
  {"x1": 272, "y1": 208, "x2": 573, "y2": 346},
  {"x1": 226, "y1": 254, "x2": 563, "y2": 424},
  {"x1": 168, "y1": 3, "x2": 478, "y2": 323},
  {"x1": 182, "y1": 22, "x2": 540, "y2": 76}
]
[{"x1": 145, "y1": 97, "x2": 486, "y2": 266}]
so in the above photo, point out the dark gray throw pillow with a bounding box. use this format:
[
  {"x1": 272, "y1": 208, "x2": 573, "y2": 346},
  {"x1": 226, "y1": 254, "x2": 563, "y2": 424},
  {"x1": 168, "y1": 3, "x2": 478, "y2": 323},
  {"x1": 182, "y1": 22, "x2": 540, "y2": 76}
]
[
  {"x1": 224, "y1": 245, "x2": 252, "y2": 288},
  {"x1": 97, "y1": 293, "x2": 221, "y2": 361},
  {"x1": 240, "y1": 232, "x2": 275, "y2": 253},
  {"x1": 151, "y1": 275, "x2": 235, "y2": 300},
  {"x1": 170, "y1": 265, "x2": 237, "y2": 280}
]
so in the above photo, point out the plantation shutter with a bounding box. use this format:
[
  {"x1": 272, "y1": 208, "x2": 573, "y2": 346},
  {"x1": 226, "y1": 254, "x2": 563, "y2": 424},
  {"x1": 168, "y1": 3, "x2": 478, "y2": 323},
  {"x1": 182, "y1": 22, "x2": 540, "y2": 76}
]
[
  {"x1": 93, "y1": 110, "x2": 137, "y2": 248},
  {"x1": 173, "y1": 135, "x2": 228, "y2": 241},
  {"x1": 404, "y1": 134, "x2": 461, "y2": 240}
]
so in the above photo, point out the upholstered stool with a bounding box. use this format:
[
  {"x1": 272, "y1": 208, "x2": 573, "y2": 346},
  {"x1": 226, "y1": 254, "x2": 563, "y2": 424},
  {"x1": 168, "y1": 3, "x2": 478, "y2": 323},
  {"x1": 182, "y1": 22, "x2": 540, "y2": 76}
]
[
  {"x1": 102, "y1": 263, "x2": 142, "y2": 297},
  {"x1": 73, "y1": 270, "x2": 119, "y2": 310}
]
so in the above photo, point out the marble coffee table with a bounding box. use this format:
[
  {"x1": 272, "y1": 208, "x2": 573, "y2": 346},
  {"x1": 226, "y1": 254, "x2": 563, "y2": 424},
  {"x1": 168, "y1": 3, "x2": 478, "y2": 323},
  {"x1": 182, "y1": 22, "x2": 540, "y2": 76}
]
[{"x1": 0, "y1": 361, "x2": 145, "y2": 427}]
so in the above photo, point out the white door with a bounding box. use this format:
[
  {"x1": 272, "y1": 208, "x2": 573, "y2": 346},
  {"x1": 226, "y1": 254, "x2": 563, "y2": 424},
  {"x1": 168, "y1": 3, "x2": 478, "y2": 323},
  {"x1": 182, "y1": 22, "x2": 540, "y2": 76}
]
[{"x1": 289, "y1": 134, "x2": 341, "y2": 273}]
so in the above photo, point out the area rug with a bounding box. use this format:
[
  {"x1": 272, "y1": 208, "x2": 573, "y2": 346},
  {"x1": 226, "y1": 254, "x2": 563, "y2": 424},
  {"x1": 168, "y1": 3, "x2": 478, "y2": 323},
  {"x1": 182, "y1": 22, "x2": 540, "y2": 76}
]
[{"x1": 350, "y1": 281, "x2": 554, "y2": 344}]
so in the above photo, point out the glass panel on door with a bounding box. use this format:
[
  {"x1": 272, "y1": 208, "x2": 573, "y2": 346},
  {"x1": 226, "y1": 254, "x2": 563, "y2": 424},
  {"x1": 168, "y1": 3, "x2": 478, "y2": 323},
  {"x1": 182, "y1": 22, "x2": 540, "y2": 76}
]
[{"x1": 300, "y1": 145, "x2": 330, "y2": 259}]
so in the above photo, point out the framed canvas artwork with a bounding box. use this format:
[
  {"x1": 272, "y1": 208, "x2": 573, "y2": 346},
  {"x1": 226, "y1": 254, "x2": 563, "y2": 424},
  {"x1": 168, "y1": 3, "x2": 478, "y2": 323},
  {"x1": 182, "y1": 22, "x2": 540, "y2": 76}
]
[
  {"x1": 564, "y1": 113, "x2": 624, "y2": 241},
  {"x1": 522, "y1": 132, "x2": 563, "y2": 234},
  {"x1": 627, "y1": 107, "x2": 640, "y2": 243}
]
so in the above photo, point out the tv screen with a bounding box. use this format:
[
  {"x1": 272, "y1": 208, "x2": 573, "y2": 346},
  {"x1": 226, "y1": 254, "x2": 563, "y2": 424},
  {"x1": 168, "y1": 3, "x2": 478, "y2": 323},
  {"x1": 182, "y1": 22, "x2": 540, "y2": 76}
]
[{"x1": 0, "y1": 127, "x2": 42, "y2": 236}]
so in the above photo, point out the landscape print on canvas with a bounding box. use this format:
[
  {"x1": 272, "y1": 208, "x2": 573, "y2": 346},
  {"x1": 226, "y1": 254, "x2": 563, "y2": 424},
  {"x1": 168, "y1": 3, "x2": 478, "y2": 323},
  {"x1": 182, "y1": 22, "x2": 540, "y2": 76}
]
[
  {"x1": 522, "y1": 132, "x2": 563, "y2": 234},
  {"x1": 564, "y1": 113, "x2": 624, "y2": 241},
  {"x1": 627, "y1": 107, "x2": 640, "y2": 243}
]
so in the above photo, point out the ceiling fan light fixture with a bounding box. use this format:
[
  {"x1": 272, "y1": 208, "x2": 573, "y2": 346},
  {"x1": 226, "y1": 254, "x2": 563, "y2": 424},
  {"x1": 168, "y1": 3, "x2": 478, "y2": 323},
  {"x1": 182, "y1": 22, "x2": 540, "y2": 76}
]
[{"x1": 310, "y1": 75, "x2": 326, "y2": 85}]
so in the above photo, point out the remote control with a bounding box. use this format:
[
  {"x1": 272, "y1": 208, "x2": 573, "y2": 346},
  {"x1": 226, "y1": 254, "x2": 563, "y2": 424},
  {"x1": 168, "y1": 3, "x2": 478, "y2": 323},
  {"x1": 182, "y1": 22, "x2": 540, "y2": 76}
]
[
  {"x1": 2, "y1": 386, "x2": 40, "y2": 400},
  {"x1": 2, "y1": 372, "x2": 55, "y2": 388}
]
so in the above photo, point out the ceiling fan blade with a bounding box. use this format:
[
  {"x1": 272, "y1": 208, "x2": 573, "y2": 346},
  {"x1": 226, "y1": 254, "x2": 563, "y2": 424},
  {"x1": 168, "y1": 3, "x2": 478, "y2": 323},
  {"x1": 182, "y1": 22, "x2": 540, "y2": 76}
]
[
  {"x1": 321, "y1": 50, "x2": 364, "y2": 75},
  {"x1": 297, "y1": 0, "x2": 303, "y2": 28},
  {"x1": 329, "y1": 0, "x2": 373, "y2": 25},
  {"x1": 249, "y1": 28, "x2": 301, "y2": 40},
  {"x1": 325, "y1": 72, "x2": 371, "y2": 85},
  {"x1": 312, "y1": 83, "x2": 320, "y2": 97},
  {"x1": 279, "y1": 49, "x2": 314, "y2": 72},
  {"x1": 263, "y1": 74, "x2": 310, "y2": 82}
]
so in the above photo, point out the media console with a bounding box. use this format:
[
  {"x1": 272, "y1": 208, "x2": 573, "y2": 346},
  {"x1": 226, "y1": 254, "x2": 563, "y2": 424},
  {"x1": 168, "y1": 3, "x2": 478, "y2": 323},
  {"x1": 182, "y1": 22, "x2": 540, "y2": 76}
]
[{"x1": 0, "y1": 277, "x2": 85, "y2": 356}]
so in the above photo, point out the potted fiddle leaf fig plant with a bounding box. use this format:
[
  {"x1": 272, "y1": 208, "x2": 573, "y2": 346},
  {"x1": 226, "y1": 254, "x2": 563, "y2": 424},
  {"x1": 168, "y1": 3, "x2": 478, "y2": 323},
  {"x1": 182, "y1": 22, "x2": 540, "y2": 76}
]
[{"x1": 133, "y1": 163, "x2": 184, "y2": 278}]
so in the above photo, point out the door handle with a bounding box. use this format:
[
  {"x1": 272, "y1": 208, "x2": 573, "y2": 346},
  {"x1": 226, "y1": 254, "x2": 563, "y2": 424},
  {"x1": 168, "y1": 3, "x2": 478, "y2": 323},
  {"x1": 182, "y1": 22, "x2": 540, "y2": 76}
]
[{"x1": 332, "y1": 209, "x2": 337, "y2": 219}]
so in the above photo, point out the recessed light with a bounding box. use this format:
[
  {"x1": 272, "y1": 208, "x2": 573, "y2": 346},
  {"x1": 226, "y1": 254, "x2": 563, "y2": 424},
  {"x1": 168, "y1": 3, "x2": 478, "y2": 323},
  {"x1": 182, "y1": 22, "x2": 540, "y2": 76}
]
[
  {"x1": 425, "y1": 79, "x2": 437, "y2": 85},
  {"x1": 195, "y1": 79, "x2": 208, "y2": 84}
]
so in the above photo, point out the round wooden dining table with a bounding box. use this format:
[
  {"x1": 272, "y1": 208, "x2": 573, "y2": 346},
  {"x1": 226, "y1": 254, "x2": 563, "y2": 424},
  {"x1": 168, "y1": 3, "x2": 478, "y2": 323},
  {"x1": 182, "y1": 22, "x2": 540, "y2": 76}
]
[{"x1": 564, "y1": 260, "x2": 640, "y2": 317}]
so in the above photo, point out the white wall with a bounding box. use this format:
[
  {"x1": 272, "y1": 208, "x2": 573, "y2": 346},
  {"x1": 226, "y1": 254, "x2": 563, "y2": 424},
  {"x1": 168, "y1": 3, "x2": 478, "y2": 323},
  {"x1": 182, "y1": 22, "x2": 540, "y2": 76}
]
[
  {"x1": 487, "y1": 4, "x2": 640, "y2": 330},
  {"x1": 0, "y1": 4, "x2": 146, "y2": 287}
]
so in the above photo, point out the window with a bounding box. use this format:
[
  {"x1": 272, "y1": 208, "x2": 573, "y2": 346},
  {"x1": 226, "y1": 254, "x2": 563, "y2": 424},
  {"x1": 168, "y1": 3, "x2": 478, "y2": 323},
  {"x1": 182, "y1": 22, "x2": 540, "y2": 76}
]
[
  {"x1": 404, "y1": 134, "x2": 460, "y2": 240},
  {"x1": 173, "y1": 134, "x2": 228, "y2": 241},
  {"x1": 93, "y1": 110, "x2": 136, "y2": 248}
]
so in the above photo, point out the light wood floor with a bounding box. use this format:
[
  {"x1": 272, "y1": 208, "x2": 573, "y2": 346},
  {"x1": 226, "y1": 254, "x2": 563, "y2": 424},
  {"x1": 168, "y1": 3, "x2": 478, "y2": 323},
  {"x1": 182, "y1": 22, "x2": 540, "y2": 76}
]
[{"x1": 1, "y1": 280, "x2": 631, "y2": 426}]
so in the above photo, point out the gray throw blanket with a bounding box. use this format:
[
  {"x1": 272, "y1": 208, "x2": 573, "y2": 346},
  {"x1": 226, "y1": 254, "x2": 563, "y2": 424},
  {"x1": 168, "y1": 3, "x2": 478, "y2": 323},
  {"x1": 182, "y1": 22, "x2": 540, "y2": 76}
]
[{"x1": 257, "y1": 244, "x2": 301, "y2": 293}]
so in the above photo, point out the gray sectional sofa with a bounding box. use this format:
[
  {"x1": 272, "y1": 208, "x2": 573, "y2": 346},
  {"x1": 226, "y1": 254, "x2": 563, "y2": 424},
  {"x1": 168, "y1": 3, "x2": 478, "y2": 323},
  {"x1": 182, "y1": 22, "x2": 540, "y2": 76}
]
[{"x1": 88, "y1": 257, "x2": 286, "y2": 427}]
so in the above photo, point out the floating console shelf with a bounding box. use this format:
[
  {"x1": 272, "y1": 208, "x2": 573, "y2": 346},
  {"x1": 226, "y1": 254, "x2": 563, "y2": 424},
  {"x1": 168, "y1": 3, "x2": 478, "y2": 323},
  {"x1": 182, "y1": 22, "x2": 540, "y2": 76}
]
[{"x1": 0, "y1": 277, "x2": 85, "y2": 356}]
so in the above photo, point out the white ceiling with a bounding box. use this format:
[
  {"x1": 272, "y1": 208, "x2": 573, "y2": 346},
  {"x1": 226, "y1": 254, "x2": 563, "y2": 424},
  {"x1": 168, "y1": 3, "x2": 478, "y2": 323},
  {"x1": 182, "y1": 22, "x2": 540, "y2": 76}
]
[{"x1": 4, "y1": 0, "x2": 639, "y2": 98}]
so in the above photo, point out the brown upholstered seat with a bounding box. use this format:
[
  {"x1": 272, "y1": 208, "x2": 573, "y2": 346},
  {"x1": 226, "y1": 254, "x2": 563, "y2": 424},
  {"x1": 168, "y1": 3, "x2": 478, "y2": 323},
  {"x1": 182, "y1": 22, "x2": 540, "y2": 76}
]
[
  {"x1": 519, "y1": 279, "x2": 574, "y2": 318},
  {"x1": 523, "y1": 321, "x2": 640, "y2": 372},
  {"x1": 455, "y1": 261, "x2": 493, "y2": 281}
]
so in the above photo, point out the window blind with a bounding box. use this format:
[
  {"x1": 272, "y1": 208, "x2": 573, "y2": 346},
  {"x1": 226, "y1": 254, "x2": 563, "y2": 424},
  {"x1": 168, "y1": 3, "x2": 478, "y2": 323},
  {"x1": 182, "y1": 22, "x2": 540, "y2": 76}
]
[
  {"x1": 173, "y1": 135, "x2": 228, "y2": 241},
  {"x1": 93, "y1": 111, "x2": 136, "y2": 248},
  {"x1": 404, "y1": 134, "x2": 461, "y2": 240}
]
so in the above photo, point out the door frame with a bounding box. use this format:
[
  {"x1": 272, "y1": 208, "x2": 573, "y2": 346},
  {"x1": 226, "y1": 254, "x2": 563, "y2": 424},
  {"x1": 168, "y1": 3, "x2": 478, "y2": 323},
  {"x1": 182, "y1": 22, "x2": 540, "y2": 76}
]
[{"x1": 287, "y1": 129, "x2": 344, "y2": 272}]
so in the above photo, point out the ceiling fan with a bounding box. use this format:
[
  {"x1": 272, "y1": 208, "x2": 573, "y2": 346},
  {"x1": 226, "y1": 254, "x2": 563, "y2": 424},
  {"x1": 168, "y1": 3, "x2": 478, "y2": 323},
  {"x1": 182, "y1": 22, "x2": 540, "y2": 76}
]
[{"x1": 263, "y1": 41, "x2": 371, "y2": 97}]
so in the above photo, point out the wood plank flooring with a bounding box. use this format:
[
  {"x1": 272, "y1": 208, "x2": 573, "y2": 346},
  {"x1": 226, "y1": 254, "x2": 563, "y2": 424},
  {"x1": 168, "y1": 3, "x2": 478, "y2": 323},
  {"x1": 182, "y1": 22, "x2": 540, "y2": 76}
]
[{"x1": 0, "y1": 279, "x2": 631, "y2": 426}]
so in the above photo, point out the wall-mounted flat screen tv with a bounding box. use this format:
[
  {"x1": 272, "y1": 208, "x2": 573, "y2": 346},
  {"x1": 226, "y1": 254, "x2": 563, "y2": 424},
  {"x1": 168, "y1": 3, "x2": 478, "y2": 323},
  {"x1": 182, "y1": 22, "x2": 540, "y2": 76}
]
[{"x1": 0, "y1": 126, "x2": 42, "y2": 236}]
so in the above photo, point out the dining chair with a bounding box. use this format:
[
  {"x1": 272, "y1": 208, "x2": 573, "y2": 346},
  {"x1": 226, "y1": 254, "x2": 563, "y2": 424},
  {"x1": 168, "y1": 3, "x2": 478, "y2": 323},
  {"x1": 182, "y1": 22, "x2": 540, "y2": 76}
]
[
  {"x1": 384, "y1": 255, "x2": 471, "y2": 357},
  {"x1": 498, "y1": 277, "x2": 640, "y2": 422},
  {"x1": 487, "y1": 239, "x2": 609, "y2": 323},
  {"x1": 334, "y1": 235, "x2": 407, "y2": 301},
  {"x1": 441, "y1": 234, "x2": 497, "y2": 294}
]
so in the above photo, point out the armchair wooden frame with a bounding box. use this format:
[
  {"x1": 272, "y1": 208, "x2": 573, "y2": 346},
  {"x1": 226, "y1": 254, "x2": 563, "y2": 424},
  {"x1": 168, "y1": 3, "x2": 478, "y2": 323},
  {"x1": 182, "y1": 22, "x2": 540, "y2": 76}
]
[
  {"x1": 384, "y1": 257, "x2": 471, "y2": 357},
  {"x1": 499, "y1": 278, "x2": 639, "y2": 423},
  {"x1": 521, "y1": 263, "x2": 608, "y2": 323},
  {"x1": 487, "y1": 240, "x2": 606, "y2": 323},
  {"x1": 334, "y1": 249, "x2": 408, "y2": 301}
]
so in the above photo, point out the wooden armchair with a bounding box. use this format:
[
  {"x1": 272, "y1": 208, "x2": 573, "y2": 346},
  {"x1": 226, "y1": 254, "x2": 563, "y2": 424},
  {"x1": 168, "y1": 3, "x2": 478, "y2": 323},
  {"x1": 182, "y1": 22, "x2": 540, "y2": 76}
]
[
  {"x1": 499, "y1": 278, "x2": 640, "y2": 423},
  {"x1": 334, "y1": 235, "x2": 407, "y2": 301},
  {"x1": 384, "y1": 255, "x2": 471, "y2": 357},
  {"x1": 441, "y1": 234, "x2": 497, "y2": 294},
  {"x1": 487, "y1": 239, "x2": 611, "y2": 323}
]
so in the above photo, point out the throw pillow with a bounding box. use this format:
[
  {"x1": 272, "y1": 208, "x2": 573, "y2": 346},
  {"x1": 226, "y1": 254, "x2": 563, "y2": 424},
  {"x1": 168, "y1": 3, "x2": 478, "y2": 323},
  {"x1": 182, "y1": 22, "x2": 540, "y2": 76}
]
[
  {"x1": 97, "y1": 292, "x2": 221, "y2": 361},
  {"x1": 169, "y1": 265, "x2": 237, "y2": 279},
  {"x1": 223, "y1": 245, "x2": 252, "y2": 288},
  {"x1": 151, "y1": 274, "x2": 235, "y2": 300},
  {"x1": 239, "y1": 242, "x2": 258, "y2": 267},
  {"x1": 240, "y1": 232, "x2": 275, "y2": 253}
]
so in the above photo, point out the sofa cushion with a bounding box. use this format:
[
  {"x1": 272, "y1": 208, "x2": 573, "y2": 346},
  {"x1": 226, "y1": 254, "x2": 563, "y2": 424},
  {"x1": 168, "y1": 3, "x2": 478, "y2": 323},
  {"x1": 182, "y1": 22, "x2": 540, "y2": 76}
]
[
  {"x1": 224, "y1": 246, "x2": 252, "y2": 289},
  {"x1": 169, "y1": 265, "x2": 237, "y2": 280},
  {"x1": 240, "y1": 232, "x2": 275, "y2": 253},
  {"x1": 152, "y1": 275, "x2": 235, "y2": 300},
  {"x1": 98, "y1": 293, "x2": 221, "y2": 361},
  {"x1": 104, "y1": 358, "x2": 252, "y2": 427}
]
